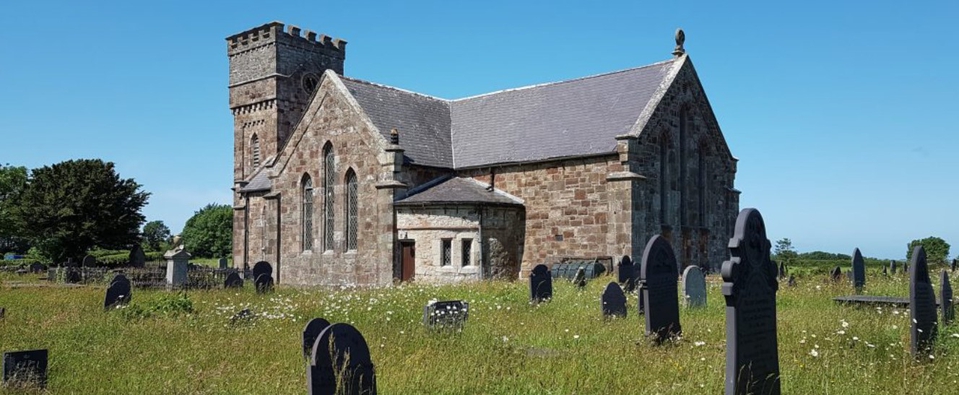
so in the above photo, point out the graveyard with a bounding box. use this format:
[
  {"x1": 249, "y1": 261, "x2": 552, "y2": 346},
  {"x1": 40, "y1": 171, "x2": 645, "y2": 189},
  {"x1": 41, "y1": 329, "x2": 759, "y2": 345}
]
[{"x1": 4, "y1": 247, "x2": 959, "y2": 394}]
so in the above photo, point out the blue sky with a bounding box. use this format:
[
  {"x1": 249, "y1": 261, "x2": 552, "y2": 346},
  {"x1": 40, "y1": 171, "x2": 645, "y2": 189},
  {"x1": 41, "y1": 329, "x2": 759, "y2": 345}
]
[{"x1": 1, "y1": 0, "x2": 956, "y2": 259}]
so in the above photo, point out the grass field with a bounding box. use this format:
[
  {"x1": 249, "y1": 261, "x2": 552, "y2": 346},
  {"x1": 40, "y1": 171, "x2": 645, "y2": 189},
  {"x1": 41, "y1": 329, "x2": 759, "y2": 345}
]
[{"x1": 1, "y1": 269, "x2": 958, "y2": 394}]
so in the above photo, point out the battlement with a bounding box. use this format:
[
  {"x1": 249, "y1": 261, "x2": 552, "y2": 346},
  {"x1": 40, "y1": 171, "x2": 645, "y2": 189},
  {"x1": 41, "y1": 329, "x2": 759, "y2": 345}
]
[{"x1": 227, "y1": 21, "x2": 347, "y2": 56}]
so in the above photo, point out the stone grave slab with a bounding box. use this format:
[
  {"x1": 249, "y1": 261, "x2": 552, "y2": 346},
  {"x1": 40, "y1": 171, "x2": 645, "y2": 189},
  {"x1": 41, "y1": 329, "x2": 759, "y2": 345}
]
[
  {"x1": 530, "y1": 264, "x2": 552, "y2": 303},
  {"x1": 601, "y1": 282, "x2": 627, "y2": 318},
  {"x1": 851, "y1": 248, "x2": 865, "y2": 292},
  {"x1": 104, "y1": 274, "x2": 132, "y2": 309},
  {"x1": 423, "y1": 300, "x2": 470, "y2": 331},
  {"x1": 618, "y1": 255, "x2": 637, "y2": 292},
  {"x1": 942, "y1": 270, "x2": 954, "y2": 325},
  {"x1": 224, "y1": 272, "x2": 244, "y2": 288},
  {"x1": 682, "y1": 265, "x2": 707, "y2": 308},
  {"x1": 831, "y1": 295, "x2": 943, "y2": 308},
  {"x1": 641, "y1": 235, "x2": 681, "y2": 342},
  {"x1": 910, "y1": 246, "x2": 938, "y2": 358},
  {"x1": 303, "y1": 318, "x2": 332, "y2": 359},
  {"x1": 308, "y1": 323, "x2": 377, "y2": 395},
  {"x1": 721, "y1": 208, "x2": 781, "y2": 395},
  {"x1": 2, "y1": 349, "x2": 48, "y2": 388}
]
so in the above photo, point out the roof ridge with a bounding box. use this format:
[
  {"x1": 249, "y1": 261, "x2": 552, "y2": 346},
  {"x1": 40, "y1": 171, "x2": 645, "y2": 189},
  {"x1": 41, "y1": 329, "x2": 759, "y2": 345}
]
[{"x1": 339, "y1": 76, "x2": 452, "y2": 102}]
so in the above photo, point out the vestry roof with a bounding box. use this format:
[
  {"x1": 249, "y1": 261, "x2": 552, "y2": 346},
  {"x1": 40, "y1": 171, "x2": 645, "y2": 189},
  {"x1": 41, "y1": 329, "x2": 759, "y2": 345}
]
[
  {"x1": 339, "y1": 59, "x2": 676, "y2": 169},
  {"x1": 395, "y1": 176, "x2": 523, "y2": 207}
]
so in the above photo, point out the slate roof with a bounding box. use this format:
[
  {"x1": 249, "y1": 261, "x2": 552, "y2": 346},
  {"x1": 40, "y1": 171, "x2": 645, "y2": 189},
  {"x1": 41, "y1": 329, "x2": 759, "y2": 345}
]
[
  {"x1": 395, "y1": 176, "x2": 523, "y2": 206},
  {"x1": 239, "y1": 166, "x2": 271, "y2": 192}
]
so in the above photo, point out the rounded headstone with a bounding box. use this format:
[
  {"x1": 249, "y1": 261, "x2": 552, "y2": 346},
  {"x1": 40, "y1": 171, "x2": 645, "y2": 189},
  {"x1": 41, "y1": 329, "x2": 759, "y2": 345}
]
[
  {"x1": 641, "y1": 235, "x2": 681, "y2": 341},
  {"x1": 601, "y1": 282, "x2": 627, "y2": 318},
  {"x1": 252, "y1": 261, "x2": 273, "y2": 280},
  {"x1": 224, "y1": 272, "x2": 244, "y2": 288},
  {"x1": 529, "y1": 264, "x2": 552, "y2": 302},
  {"x1": 303, "y1": 318, "x2": 332, "y2": 359},
  {"x1": 682, "y1": 265, "x2": 707, "y2": 308},
  {"x1": 104, "y1": 274, "x2": 132, "y2": 309},
  {"x1": 309, "y1": 323, "x2": 376, "y2": 394}
]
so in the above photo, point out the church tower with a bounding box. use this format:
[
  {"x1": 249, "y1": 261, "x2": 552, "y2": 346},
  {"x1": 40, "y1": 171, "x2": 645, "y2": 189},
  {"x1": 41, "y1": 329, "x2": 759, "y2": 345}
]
[{"x1": 226, "y1": 21, "x2": 347, "y2": 184}]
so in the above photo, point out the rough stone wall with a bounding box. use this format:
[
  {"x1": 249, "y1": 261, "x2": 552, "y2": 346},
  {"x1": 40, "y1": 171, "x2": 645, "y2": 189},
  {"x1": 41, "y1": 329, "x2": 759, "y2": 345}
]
[
  {"x1": 397, "y1": 165, "x2": 453, "y2": 199},
  {"x1": 396, "y1": 205, "x2": 524, "y2": 283}
]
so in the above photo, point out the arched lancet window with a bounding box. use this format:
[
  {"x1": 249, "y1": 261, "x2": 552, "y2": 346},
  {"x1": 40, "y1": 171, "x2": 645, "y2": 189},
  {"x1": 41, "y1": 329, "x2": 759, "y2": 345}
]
[
  {"x1": 302, "y1": 174, "x2": 314, "y2": 251},
  {"x1": 251, "y1": 134, "x2": 261, "y2": 168},
  {"x1": 322, "y1": 143, "x2": 335, "y2": 251},
  {"x1": 345, "y1": 169, "x2": 358, "y2": 251},
  {"x1": 697, "y1": 144, "x2": 707, "y2": 227},
  {"x1": 659, "y1": 134, "x2": 669, "y2": 225},
  {"x1": 678, "y1": 108, "x2": 688, "y2": 226}
]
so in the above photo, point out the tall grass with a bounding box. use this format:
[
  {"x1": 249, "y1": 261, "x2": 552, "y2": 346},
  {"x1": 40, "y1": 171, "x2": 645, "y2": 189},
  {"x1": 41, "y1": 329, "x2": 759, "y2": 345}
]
[{"x1": 1, "y1": 270, "x2": 958, "y2": 394}]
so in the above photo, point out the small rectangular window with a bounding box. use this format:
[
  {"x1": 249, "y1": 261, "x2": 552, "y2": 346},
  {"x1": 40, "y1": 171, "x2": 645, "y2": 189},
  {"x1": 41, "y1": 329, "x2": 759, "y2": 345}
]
[
  {"x1": 461, "y1": 239, "x2": 472, "y2": 266},
  {"x1": 441, "y1": 239, "x2": 452, "y2": 267}
]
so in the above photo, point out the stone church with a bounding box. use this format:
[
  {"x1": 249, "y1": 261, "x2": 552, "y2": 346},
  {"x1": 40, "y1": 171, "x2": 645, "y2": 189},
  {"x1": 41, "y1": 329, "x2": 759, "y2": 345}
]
[{"x1": 228, "y1": 22, "x2": 739, "y2": 287}]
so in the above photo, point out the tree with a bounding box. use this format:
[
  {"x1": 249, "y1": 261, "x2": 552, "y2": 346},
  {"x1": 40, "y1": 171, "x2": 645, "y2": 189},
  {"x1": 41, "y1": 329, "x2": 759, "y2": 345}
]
[
  {"x1": 907, "y1": 236, "x2": 950, "y2": 265},
  {"x1": 774, "y1": 238, "x2": 798, "y2": 265},
  {"x1": 181, "y1": 203, "x2": 232, "y2": 258},
  {"x1": 142, "y1": 220, "x2": 172, "y2": 252},
  {"x1": 0, "y1": 164, "x2": 29, "y2": 253},
  {"x1": 8, "y1": 159, "x2": 149, "y2": 262}
]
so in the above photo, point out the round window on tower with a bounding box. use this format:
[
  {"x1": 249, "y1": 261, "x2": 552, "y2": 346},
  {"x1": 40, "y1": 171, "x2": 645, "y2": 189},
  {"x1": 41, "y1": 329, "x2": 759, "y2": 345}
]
[{"x1": 302, "y1": 73, "x2": 320, "y2": 93}]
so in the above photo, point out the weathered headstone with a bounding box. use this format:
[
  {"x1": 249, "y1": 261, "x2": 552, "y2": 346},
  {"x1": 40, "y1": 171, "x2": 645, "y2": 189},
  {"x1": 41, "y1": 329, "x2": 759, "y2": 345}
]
[
  {"x1": 164, "y1": 249, "x2": 190, "y2": 288},
  {"x1": 787, "y1": 275, "x2": 796, "y2": 287},
  {"x1": 253, "y1": 260, "x2": 273, "y2": 281},
  {"x1": 2, "y1": 349, "x2": 48, "y2": 388},
  {"x1": 851, "y1": 248, "x2": 865, "y2": 292},
  {"x1": 641, "y1": 235, "x2": 681, "y2": 342},
  {"x1": 218, "y1": 258, "x2": 229, "y2": 270},
  {"x1": 910, "y1": 246, "x2": 937, "y2": 358},
  {"x1": 682, "y1": 265, "x2": 707, "y2": 308},
  {"x1": 82, "y1": 255, "x2": 96, "y2": 267},
  {"x1": 129, "y1": 245, "x2": 146, "y2": 268},
  {"x1": 890, "y1": 260, "x2": 897, "y2": 274},
  {"x1": 104, "y1": 274, "x2": 132, "y2": 309},
  {"x1": 308, "y1": 323, "x2": 377, "y2": 395},
  {"x1": 529, "y1": 264, "x2": 552, "y2": 303},
  {"x1": 721, "y1": 208, "x2": 780, "y2": 395},
  {"x1": 618, "y1": 255, "x2": 637, "y2": 293},
  {"x1": 303, "y1": 318, "x2": 332, "y2": 359},
  {"x1": 573, "y1": 267, "x2": 587, "y2": 288},
  {"x1": 601, "y1": 282, "x2": 627, "y2": 318},
  {"x1": 423, "y1": 300, "x2": 469, "y2": 331},
  {"x1": 830, "y1": 266, "x2": 842, "y2": 281},
  {"x1": 255, "y1": 273, "x2": 274, "y2": 293},
  {"x1": 941, "y1": 270, "x2": 954, "y2": 326},
  {"x1": 224, "y1": 272, "x2": 244, "y2": 288}
]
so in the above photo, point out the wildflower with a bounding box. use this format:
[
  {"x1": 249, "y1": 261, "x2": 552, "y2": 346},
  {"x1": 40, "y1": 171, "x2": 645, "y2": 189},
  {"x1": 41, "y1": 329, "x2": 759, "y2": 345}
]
[
  {"x1": 694, "y1": 341, "x2": 706, "y2": 347},
  {"x1": 841, "y1": 320, "x2": 849, "y2": 328},
  {"x1": 810, "y1": 349, "x2": 819, "y2": 357}
]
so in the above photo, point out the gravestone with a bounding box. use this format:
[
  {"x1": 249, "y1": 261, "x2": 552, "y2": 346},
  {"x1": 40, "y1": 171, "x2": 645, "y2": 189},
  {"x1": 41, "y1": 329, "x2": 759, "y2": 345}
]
[
  {"x1": 890, "y1": 260, "x2": 897, "y2": 274},
  {"x1": 910, "y1": 246, "x2": 937, "y2": 358},
  {"x1": 218, "y1": 258, "x2": 229, "y2": 270},
  {"x1": 308, "y1": 323, "x2": 377, "y2": 395},
  {"x1": 778, "y1": 262, "x2": 786, "y2": 280},
  {"x1": 573, "y1": 267, "x2": 587, "y2": 288},
  {"x1": 64, "y1": 257, "x2": 77, "y2": 267},
  {"x1": 64, "y1": 267, "x2": 81, "y2": 284},
  {"x1": 529, "y1": 264, "x2": 552, "y2": 303},
  {"x1": 953, "y1": 259, "x2": 957, "y2": 272},
  {"x1": 253, "y1": 261, "x2": 273, "y2": 281},
  {"x1": 28, "y1": 263, "x2": 46, "y2": 274},
  {"x1": 104, "y1": 274, "x2": 132, "y2": 309},
  {"x1": 255, "y1": 273, "x2": 275, "y2": 293},
  {"x1": 2, "y1": 349, "x2": 48, "y2": 388},
  {"x1": 601, "y1": 282, "x2": 627, "y2": 318},
  {"x1": 640, "y1": 235, "x2": 681, "y2": 342},
  {"x1": 682, "y1": 265, "x2": 707, "y2": 308},
  {"x1": 787, "y1": 275, "x2": 796, "y2": 287},
  {"x1": 423, "y1": 300, "x2": 470, "y2": 331},
  {"x1": 164, "y1": 249, "x2": 190, "y2": 289},
  {"x1": 941, "y1": 270, "x2": 954, "y2": 325},
  {"x1": 851, "y1": 248, "x2": 865, "y2": 292},
  {"x1": 302, "y1": 318, "x2": 332, "y2": 359},
  {"x1": 618, "y1": 255, "x2": 637, "y2": 293},
  {"x1": 830, "y1": 266, "x2": 842, "y2": 281},
  {"x1": 721, "y1": 208, "x2": 780, "y2": 395},
  {"x1": 129, "y1": 245, "x2": 146, "y2": 267},
  {"x1": 883, "y1": 266, "x2": 888, "y2": 276},
  {"x1": 224, "y1": 272, "x2": 244, "y2": 288},
  {"x1": 82, "y1": 255, "x2": 96, "y2": 267}
]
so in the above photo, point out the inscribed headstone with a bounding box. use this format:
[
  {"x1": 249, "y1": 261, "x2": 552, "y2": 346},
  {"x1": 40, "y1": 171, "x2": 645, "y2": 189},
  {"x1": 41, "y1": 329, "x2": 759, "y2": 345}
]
[
  {"x1": 104, "y1": 274, "x2": 132, "y2": 309},
  {"x1": 909, "y1": 246, "x2": 937, "y2": 358},
  {"x1": 82, "y1": 255, "x2": 96, "y2": 267},
  {"x1": 601, "y1": 282, "x2": 627, "y2": 318},
  {"x1": 941, "y1": 270, "x2": 954, "y2": 326},
  {"x1": 641, "y1": 235, "x2": 681, "y2": 342},
  {"x1": 682, "y1": 265, "x2": 707, "y2": 308},
  {"x1": 224, "y1": 272, "x2": 243, "y2": 288},
  {"x1": 851, "y1": 248, "x2": 865, "y2": 292},
  {"x1": 618, "y1": 255, "x2": 637, "y2": 293},
  {"x1": 530, "y1": 264, "x2": 552, "y2": 303},
  {"x1": 129, "y1": 245, "x2": 146, "y2": 267},
  {"x1": 423, "y1": 300, "x2": 469, "y2": 331},
  {"x1": 721, "y1": 208, "x2": 781, "y2": 395},
  {"x1": 302, "y1": 318, "x2": 332, "y2": 359},
  {"x1": 308, "y1": 323, "x2": 377, "y2": 395},
  {"x1": 2, "y1": 349, "x2": 48, "y2": 388}
]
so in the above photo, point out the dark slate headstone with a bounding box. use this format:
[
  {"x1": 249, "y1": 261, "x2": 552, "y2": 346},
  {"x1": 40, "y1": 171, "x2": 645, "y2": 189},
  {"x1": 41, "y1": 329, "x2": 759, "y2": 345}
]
[
  {"x1": 423, "y1": 300, "x2": 470, "y2": 331},
  {"x1": 529, "y1": 264, "x2": 552, "y2": 303},
  {"x1": 308, "y1": 323, "x2": 377, "y2": 395},
  {"x1": 682, "y1": 265, "x2": 707, "y2": 308},
  {"x1": 255, "y1": 273, "x2": 274, "y2": 293},
  {"x1": 252, "y1": 260, "x2": 273, "y2": 281},
  {"x1": 104, "y1": 274, "x2": 132, "y2": 309},
  {"x1": 573, "y1": 267, "x2": 587, "y2": 288},
  {"x1": 787, "y1": 275, "x2": 796, "y2": 287},
  {"x1": 64, "y1": 267, "x2": 81, "y2": 284},
  {"x1": 851, "y1": 248, "x2": 865, "y2": 292},
  {"x1": 941, "y1": 270, "x2": 954, "y2": 325},
  {"x1": 303, "y1": 318, "x2": 332, "y2": 359},
  {"x1": 830, "y1": 266, "x2": 842, "y2": 281},
  {"x1": 910, "y1": 246, "x2": 938, "y2": 358},
  {"x1": 2, "y1": 349, "x2": 48, "y2": 388},
  {"x1": 721, "y1": 208, "x2": 780, "y2": 395},
  {"x1": 28, "y1": 263, "x2": 46, "y2": 274},
  {"x1": 640, "y1": 235, "x2": 681, "y2": 342},
  {"x1": 952, "y1": 259, "x2": 957, "y2": 273},
  {"x1": 890, "y1": 260, "x2": 897, "y2": 274},
  {"x1": 129, "y1": 245, "x2": 146, "y2": 267},
  {"x1": 218, "y1": 258, "x2": 229, "y2": 269},
  {"x1": 224, "y1": 272, "x2": 244, "y2": 288},
  {"x1": 618, "y1": 255, "x2": 637, "y2": 293},
  {"x1": 601, "y1": 282, "x2": 627, "y2": 318},
  {"x1": 82, "y1": 254, "x2": 96, "y2": 267}
]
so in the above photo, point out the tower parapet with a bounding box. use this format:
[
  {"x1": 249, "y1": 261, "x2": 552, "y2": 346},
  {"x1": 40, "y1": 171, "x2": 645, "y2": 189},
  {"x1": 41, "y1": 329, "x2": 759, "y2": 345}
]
[{"x1": 227, "y1": 21, "x2": 347, "y2": 57}]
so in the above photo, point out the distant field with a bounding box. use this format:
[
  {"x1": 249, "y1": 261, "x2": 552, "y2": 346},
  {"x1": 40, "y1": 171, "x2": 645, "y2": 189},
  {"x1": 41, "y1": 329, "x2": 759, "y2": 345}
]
[{"x1": 1, "y1": 270, "x2": 958, "y2": 394}]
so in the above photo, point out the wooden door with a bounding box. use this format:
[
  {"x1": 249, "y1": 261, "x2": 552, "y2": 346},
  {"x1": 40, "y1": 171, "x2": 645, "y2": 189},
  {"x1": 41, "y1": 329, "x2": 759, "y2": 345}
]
[{"x1": 401, "y1": 242, "x2": 415, "y2": 282}]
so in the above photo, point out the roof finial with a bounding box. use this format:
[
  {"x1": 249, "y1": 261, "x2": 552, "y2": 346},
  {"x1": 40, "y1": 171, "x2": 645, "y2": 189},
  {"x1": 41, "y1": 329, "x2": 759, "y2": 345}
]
[
  {"x1": 673, "y1": 28, "x2": 686, "y2": 57},
  {"x1": 390, "y1": 128, "x2": 399, "y2": 144}
]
